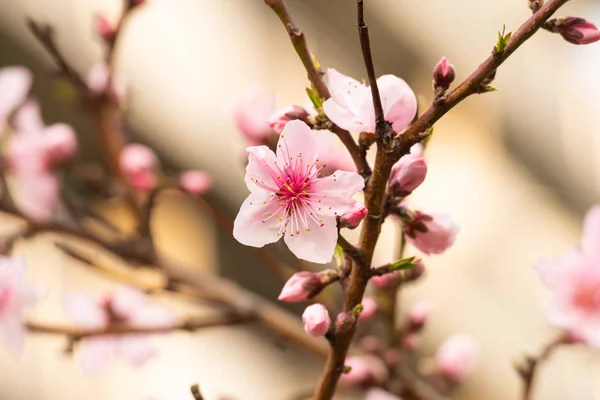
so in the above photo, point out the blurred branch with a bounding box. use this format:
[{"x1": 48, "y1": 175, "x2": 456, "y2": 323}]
[
  {"x1": 264, "y1": 0, "x2": 371, "y2": 178},
  {"x1": 190, "y1": 384, "x2": 205, "y2": 400}
]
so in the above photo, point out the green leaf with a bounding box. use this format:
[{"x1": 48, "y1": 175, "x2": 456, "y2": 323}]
[
  {"x1": 352, "y1": 304, "x2": 364, "y2": 317},
  {"x1": 494, "y1": 25, "x2": 512, "y2": 54},
  {"x1": 334, "y1": 244, "x2": 344, "y2": 268},
  {"x1": 306, "y1": 86, "x2": 323, "y2": 111},
  {"x1": 481, "y1": 86, "x2": 498, "y2": 93},
  {"x1": 388, "y1": 256, "x2": 418, "y2": 272}
]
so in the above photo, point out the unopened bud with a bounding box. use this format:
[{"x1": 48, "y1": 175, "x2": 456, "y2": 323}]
[
  {"x1": 95, "y1": 16, "x2": 116, "y2": 42},
  {"x1": 335, "y1": 311, "x2": 356, "y2": 332},
  {"x1": 268, "y1": 105, "x2": 310, "y2": 134},
  {"x1": 277, "y1": 272, "x2": 321, "y2": 302},
  {"x1": 302, "y1": 303, "x2": 331, "y2": 337},
  {"x1": 340, "y1": 203, "x2": 368, "y2": 229},
  {"x1": 433, "y1": 57, "x2": 456, "y2": 91},
  {"x1": 119, "y1": 144, "x2": 159, "y2": 192},
  {"x1": 408, "y1": 300, "x2": 434, "y2": 331},
  {"x1": 388, "y1": 144, "x2": 427, "y2": 197},
  {"x1": 179, "y1": 170, "x2": 212, "y2": 195},
  {"x1": 560, "y1": 17, "x2": 600, "y2": 45},
  {"x1": 435, "y1": 334, "x2": 479, "y2": 384}
]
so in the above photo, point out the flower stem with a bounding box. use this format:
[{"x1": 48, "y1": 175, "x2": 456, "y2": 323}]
[{"x1": 519, "y1": 333, "x2": 568, "y2": 400}]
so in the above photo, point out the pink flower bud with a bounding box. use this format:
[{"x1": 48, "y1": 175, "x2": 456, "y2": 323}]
[
  {"x1": 268, "y1": 105, "x2": 309, "y2": 134},
  {"x1": 402, "y1": 260, "x2": 425, "y2": 283},
  {"x1": 341, "y1": 356, "x2": 388, "y2": 387},
  {"x1": 366, "y1": 388, "x2": 403, "y2": 400},
  {"x1": 408, "y1": 300, "x2": 434, "y2": 328},
  {"x1": 359, "y1": 297, "x2": 378, "y2": 320},
  {"x1": 435, "y1": 334, "x2": 479, "y2": 383},
  {"x1": 560, "y1": 17, "x2": 600, "y2": 45},
  {"x1": 179, "y1": 170, "x2": 211, "y2": 195},
  {"x1": 388, "y1": 144, "x2": 427, "y2": 197},
  {"x1": 277, "y1": 272, "x2": 320, "y2": 302},
  {"x1": 119, "y1": 144, "x2": 159, "y2": 192},
  {"x1": 43, "y1": 124, "x2": 78, "y2": 166},
  {"x1": 96, "y1": 16, "x2": 116, "y2": 42},
  {"x1": 371, "y1": 271, "x2": 401, "y2": 290},
  {"x1": 340, "y1": 203, "x2": 368, "y2": 229},
  {"x1": 403, "y1": 211, "x2": 459, "y2": 255},
  {"x1": 335, "y1": 311, "x2": 356, "y2": 332},
  {"x1": 302, "y1": 303, "x2": 331, "y2": 337},
  {"x1": 433, "y1": 57, "x2": 456, "y2": 90},
  {"x1": 403, "y1": 333, "x2": 421, "y2": 350}
]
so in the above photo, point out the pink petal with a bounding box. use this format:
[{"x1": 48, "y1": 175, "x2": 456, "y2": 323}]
[
  {"x1": 284, "y1": 214, "x2": 337, "y2": 263},
  {"x1": 86, "y1": 62, "x2": 110, "y2": 95},
  {"x1": 544, "y1": 293, "x2": 579, "y2": 328},
  {"x1": 575, "y1": 316, "x2": 600, "y2": 347},
  {"x1": 244, "y1": 146, "x2": 279, "y2": 193},
  {"x1": 62, "y1": 292, "x2": 107, "y2": 330},
  {"x1": 79, "y1": 337, "x2": 113, "y2": 374},
  {"x1": 0, "y1": 311, "x2": 25, "y2": 357},
  {"x1": 326, "y1": 68, "x2": 368, "y2": 113},
  {"x1": 309, "y1": 170, "x2": 365, "y2": 216},
  {"x1": 534, "y1": 250, "x2": 580, "y2": 289},
  {"x1": 233, "y1": 191, "x2": 283, "y2": 248},
  {"x1": 233, "y1": 83, "x2": 276, "y2": 143},
  {"x1": 0, "y1": 66, "x2": 32, "y2": 128},
  {"x1": 13, "y1": 100, "x2": 44, "y2": 134},
  {"x1": 14, "y1": 171, "x2": 59, "y2": 222},
  {"x1": 110, "y1": 287, "x2": 146, "y2": 320},
  {"x1": 322, "y1": 99, "x2": 369, "y2": 133},
  {"x1": 275, "y1": 120, "x2": 317, "y2": 166},
  {"x1": 581, "y1": 204, "x2": 600, "y2": 257},
  {"x1": 313, "y1": 130, "x2": 357, "y2": 175},
  {"x1": 129, "y1": 305, "x2": 177, "y2": 329},
  {"x1": 115, "y1": 335, "x2": 156, "y2": 366},
  {"x1": 376, "y1": 74, "x2": 417, "y2": 133},
  {"x1": 42, "y1": 123, "x2": 78, "y2": 163}
]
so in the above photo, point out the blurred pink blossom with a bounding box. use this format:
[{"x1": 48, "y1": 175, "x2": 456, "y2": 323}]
[
  {"x1": 119, "y1": 144, "x2": 159, "y2": 192},
  {"x1": 323, "y1": 68, "x2": 417, "y2": 134},
  {"x1": 434, "y1": 334, "x2": 479, "y2": 383},
  {"x1": 63, "y1": 287, "x2": 176, "y2": 374},
  {"x1": 388, "y1": 144, "x2": 427, "y2": 197},
  {"x1": 179, "y1": 170, "x2": 212, "y2": 195},
  {"x1": 86, "y1": 62, "x2": 126, "y2": 103},
  {"x1": 233, "y1": 83, "x2": 276, "y2": 146},
  {"x1": 233, "y1": 120, "x2": 364, "y2": 263},
  {"x1": 96, "y1": 15, "x2": 116, "y2": 41},
  {"x1": 0, "y1": 66, "x2": 32, "y2": 133},
  {"x1": 403, "y1": 212, "x2": 459, "y2": 255},
  {"x1": 302, "y1": 303, "x2": 331, "y2": 337},
  {"x1": 366, "y1": 388, "x2": 403, "y2": 400},
  {"x1": 535, "y1": 205, "x2": 600, "y2": 346},
  {"x1": 340, "y1": 355, "x2": 387, "y2": 387},
  {"x1": 408, "y1": 300, "x2": 434, "y2": 326},
  {"x1": 371, "y1": 271, "x2": 401, "y2": 290},
  {"x1": 0, "y1": 256, "x2": 43, "y2": 357},
  {"x1": 277, "y1": 272, "x2": 319, "y2": 302},
  {"x1": 359, "y1": 297, "x2": 378, "y2": 320}
]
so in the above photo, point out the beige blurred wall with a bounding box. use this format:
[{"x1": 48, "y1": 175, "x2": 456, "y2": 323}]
[{"x1": 0, "y1": 0, "x2": 599, "y2": 399}]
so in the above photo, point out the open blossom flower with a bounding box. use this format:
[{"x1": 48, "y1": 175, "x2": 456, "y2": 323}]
[
  {"x1": 535, "y1": 205, "x2": 600, "y2": 346},
  {"x1": 323, "y1": 68, "x2": 417, "y2": 134},
  {"x1": 0, "y1": 256, "x2": 43, "y2": 357},
  {"x1": 63, "y1": 287, "x2": 177, "y2": 374},
  {"x1": 9, "y1": 100, "x2": 77, "y2": 222},
  {"x1": 403, "y1": 211, "x2": 459, "y2": 255},
  {"x1": 233, "y1": 83, "x2": 276, "y2": 146},
  {"x1": 434, "y1": 334, "x2": 479, "y2": 383},
  {"x1": 388, "y1": 144, "x2": 427, "y2": 197},
  {"x1": 0, "y1": 66, "x2": 32, "y2": 134},
  {"x1": 119, "y1": 144, "x2": 159, "y2": 192},
  {"x1": 302, "y1": 303, "x2": 331, "y2": 337},
  {"x1": 233, "y1": 120, "x2": 364, "y2": 263}
]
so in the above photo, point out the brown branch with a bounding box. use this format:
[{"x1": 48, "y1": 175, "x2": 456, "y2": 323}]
[
  {"x1": 518, "y1": 333, "x2": 568, "y2": 400},
  {"x1": 398, "y1": 366, "x2": 451, "y2": 400},
  {"x1": 26, "y1": 313, "x2": 250, "y2": 340},
  {"x1": 264, "y1": 0, "x2": 371, "y2": 178},
  {"x1": 313, "y1": 1, "x2": 572, "y2": 398},
  {"x1": 391, "y1": 0, "x2": 571, "y2": 162},
  {"x1": 357, "y1": 0, "x2": 385, "y2": 137},
  {"x1": 190, "y1": 384, "x2": 205, "y2": 400}
]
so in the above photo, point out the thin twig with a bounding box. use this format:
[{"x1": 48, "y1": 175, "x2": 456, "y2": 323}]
[{"x1": 190, "y1": 384, "x2": 204, "y2": 400}]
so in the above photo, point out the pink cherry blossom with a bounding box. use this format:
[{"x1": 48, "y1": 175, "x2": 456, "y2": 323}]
[
  {"x1": 233, "y1": 120, "x2": 364, "y2": 263},
  {"x1": 0, "y1": 66, "x2": 32, "y2": 133},
  {"x1": 119, "y1": 144, "x2": 159, "y2": 192},
  {"x1": 323, "y1": 68, "x2": 417, "y2": 134},
  {"x1": 403, "y1": 212, "x2": 459, "y2": 255},
  {"x1": 340, "y1": 355, "x2": 388, "y2": 387},
  {"x1": 179, "y1": 170, "x2": 212, "y2": 195},
  {"x1": 63, "y1": 287, "x2": 176, "y2": 374},
  {"x1": 434, "y1": 334, "x2": 479, "y2": 383},
  {"x1": 233, "y1": 83, "x2": 276, "y2": 146},
  {"x1": 8, "y1": 100, "x2": 77, "y2": 221},
  {"x1": 366, "y1": 388, "x2": 403, "y2": 400},
  {"x1": 388, "y1": 144, "x2": 427, "y2": 197},
  {"x1": 0, "y1": 256, "x2": 43, "y2": 357},
  {"x1": 302, "y1": 303, "x2": 331, "y2": 337},
  {"x1": 534, "y1": 205, "x2": 600, "y2": 346},
  {"x1": 359, "y1": 297, "x2": 378, "y2": 320},
  {"x1": 340, "y1": 203, "x2": 367, "y2": 229},
  {"x1": 277, "y1": 272, "x2": 320, "y2": 302}
]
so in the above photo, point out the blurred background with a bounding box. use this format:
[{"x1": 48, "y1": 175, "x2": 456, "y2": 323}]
[{"x1": 0, "y1": 0, "x2": 599, "y2": 399}]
